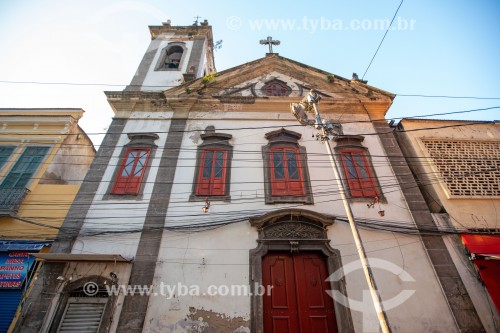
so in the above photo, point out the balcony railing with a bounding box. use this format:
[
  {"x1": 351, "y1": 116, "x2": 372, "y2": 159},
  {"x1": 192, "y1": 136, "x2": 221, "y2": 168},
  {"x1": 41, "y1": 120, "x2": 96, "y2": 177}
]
[{"x1": 0, "y1": 188, "x2": 30, "y2": 214}]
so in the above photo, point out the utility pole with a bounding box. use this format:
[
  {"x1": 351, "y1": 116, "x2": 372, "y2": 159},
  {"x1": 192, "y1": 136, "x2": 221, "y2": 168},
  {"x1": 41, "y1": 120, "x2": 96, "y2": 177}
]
[{"x1": 291, "y1": 90, "x2": 391, "y2": 333}]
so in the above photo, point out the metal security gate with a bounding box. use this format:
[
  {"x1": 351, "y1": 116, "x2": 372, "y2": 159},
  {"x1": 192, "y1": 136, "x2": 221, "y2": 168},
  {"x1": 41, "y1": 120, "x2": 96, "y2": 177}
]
[
  {"x1": 0, "y1": 289, "x2": 22, "y2": 333},
  {"x1": 57, "y1": 297, "x2": 107, "y2": 333}
]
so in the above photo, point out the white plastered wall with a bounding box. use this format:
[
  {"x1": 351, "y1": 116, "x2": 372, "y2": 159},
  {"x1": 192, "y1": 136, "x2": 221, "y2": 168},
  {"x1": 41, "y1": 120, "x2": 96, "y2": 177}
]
[{"x1": 142, "y1": 111, "x2": 458, "y2": 332}]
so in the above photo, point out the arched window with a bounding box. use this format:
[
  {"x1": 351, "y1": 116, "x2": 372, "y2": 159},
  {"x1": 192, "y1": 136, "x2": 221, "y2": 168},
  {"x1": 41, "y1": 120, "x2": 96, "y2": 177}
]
[
  {"x1": 164, "y1": 46, "x2": 183, "y2": 68},
  {"x1": 57, "y1": 287, "x2": 109, "y2": 332},
  {"x1": 47, "y1": 276, "x2": 114, "y2": 333},
  {"x1": 155, "y1": 43, "x2": 186, "y2": 71}
]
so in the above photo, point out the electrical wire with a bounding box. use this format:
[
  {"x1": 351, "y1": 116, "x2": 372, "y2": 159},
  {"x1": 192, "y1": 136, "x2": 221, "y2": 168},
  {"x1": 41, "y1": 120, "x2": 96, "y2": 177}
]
[
  {"x1": 2, "y1": 115, "x2": 497, "y2": 138},
  {"x1": 361, "y1": 0, "x2": 404, "y2": 80},
  {"x1": 6, "y1": 170, "x2": 497, "y2": 239},
  {"x1": 1, "y1": 108, "x2": 498, "y2": 238},
  {"x1": 2, "y1": 80, "x2": 499, "y2": 101}
]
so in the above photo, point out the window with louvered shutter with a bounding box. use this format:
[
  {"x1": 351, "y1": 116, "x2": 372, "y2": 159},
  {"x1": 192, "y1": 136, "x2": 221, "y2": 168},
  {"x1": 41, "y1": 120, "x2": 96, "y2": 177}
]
[
  {"x1": 57, "y1": 297, "x2": 107, "y2": 333},
  {"x1": 0, "y1": 146, "x2": 49, "y2": 189},
  {"x1": 0, "y1": 146, "x2": 15, "y2": 170}
]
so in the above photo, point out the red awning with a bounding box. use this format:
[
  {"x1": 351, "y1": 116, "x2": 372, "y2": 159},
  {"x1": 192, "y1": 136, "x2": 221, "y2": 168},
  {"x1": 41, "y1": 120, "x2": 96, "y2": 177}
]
[
  {"x1": 461, "y1": 234, "x2": 500, "y2": 257},
  {"x1": 474, "y1": 259, "x2": 500, "y2": 314},
  {"x1": 462, "y1": 234, "x2": 500, "y2": 314}
]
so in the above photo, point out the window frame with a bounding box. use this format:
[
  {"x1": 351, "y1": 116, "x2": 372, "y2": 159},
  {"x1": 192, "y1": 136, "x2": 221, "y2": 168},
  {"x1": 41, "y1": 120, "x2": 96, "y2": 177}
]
[
  {"x1": 105, "y1": 133, "x2": 158, "y2": 200},
  {"x1": 262, "y1": 129, "x2": 313, "y2": 204},
  {"x1": 261, "y1": 79, "x2": 292, "y2": 97},
  {"x1": 195, "y1": 148, "x2": 229, "y2": 197},
  {"x1": 0, "y1": 146, "x2": 50, "y2": 189},
  {"x1": 190, "y1": 128, "x2": 233, "y2": 202},
  {"x1": 269, "y1": 146, "x2": 306, "y2": 196},
  {"x1": 333, "y1": 135, "x2": 383, "y2": 201},
  {"x1": 110, "y1": 147, "x2": 151, "y2": 195},
  {"x1": 0, "y1": 146, "x2": 16, "y2": 171},
  {"x1": 340, "y1": 149, "x2": 380, "y2": 198},
  {"x1": 155, "y1": 42, "x2": 187, "y2": 71},
  {"x1": 47, "y1": 276, "x2": 115, "y2": 333},
  {"x1": 57, "y1": 297, "x2": 107, "y2": 333}
]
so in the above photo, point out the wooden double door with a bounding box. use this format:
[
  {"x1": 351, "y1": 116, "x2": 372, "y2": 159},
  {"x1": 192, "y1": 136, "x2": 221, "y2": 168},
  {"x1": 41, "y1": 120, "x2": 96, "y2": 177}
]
[{"x1": 262, "y1": 252, "x2": 338, "y2": 333}]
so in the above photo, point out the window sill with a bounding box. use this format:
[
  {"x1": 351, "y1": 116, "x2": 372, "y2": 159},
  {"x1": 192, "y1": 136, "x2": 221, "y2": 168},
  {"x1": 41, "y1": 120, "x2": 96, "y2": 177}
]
[
  {"x1": 265, "y1": 195, "x2": 313, "y2": 205},
  {"x1": 189, "y1": 194, "x2": 231, "y2": 202},
  {"x1": 154, "y1": 68, "x2": 180, "y2": 72},
  {"x1": 102, "y1": 193, "x2": 144, "y2": 201},
  {"x1": 348, "y1": 195, "x2": 387, "y2": 204}
]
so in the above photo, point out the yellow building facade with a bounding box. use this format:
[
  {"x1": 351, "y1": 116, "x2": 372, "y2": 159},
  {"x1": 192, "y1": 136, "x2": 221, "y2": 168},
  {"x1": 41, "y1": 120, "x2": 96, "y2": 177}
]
[{"x1": 0, "y1": 108, "x2": 95, "y2": 333}]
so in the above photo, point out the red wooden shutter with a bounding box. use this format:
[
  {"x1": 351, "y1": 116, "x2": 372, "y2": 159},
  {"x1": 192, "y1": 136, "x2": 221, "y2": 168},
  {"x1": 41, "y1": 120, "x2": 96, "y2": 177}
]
[
  {"x1": 285, "y1": 149, "x2": 305, "y2": 195},
  {"x1": 196, "y1": 149, "x2": 227, "y2": 196},
  {"x1": 270, "y1": 147, "x2": 305, "y2": 196},
  {"x1": 270, "y1": 149, "x2": 288, "y2": 196},
  {"x1": 353, "y1": 152, "x2": 379, "y2": 197},
  {"x1": 210, "y1": 150, "x2": 227, "y2": 195},
  {"x1": 196, "y1": 150, "x2": 212, "y2": 196},
  {"x1": 341, "y1": 152, "x2": 363, "y2": 197},
  {"x1": 341, "y1": 150, "x2": 379, "y2": 198},
  {"x1": 111, "y1": 148, "x2": 150, "y2": 195}
]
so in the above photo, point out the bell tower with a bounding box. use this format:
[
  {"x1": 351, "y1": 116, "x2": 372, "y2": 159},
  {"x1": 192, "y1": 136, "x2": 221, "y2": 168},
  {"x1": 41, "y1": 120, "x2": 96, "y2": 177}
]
[{"x1": 126, "y1": 20, "x2": 216, "y2": 91}]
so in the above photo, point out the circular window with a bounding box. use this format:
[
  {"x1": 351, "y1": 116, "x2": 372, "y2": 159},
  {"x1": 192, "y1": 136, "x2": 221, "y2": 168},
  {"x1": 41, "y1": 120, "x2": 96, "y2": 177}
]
[{"x1": 261, "y1": 81, "x2": 292, "y2": 96}]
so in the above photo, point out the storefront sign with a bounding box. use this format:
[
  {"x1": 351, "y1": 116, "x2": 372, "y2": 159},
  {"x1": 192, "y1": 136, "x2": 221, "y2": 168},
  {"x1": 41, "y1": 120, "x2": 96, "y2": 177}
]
[{"x1": 0, "y1": 252, "x2": 35, "y2": 289}]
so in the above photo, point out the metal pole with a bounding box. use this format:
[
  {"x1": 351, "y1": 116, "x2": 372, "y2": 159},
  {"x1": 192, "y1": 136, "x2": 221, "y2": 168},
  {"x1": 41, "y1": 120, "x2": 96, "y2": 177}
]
[{"x1": 311, "y1": 102, "x2": 391, "y2": 333}]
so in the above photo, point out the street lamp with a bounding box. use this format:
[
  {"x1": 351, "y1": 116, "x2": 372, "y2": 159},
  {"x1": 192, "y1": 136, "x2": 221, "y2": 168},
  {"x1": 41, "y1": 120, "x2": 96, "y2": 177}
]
[{"x1": 291, "y1": 90, "x2": 391, "y2": 333}]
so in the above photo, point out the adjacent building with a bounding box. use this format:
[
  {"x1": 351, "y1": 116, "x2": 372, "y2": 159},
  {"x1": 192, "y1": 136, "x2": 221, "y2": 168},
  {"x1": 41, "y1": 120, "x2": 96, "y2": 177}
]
[
  {"x1": 395, "y1": 118, "x2": 500, "y2": 331},
  {"x1": 14, "y1": 22, "x2": 490, "y2": 333},
  {"x1": 0, "y1": 108, "x2": 95, "y2": 333}
]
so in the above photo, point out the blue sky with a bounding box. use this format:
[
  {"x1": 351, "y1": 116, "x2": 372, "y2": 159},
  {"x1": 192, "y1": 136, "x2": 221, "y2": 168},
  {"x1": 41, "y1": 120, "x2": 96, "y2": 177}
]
[{"x1": 0, "y1": 0, "x2": 498, "y2": 144}]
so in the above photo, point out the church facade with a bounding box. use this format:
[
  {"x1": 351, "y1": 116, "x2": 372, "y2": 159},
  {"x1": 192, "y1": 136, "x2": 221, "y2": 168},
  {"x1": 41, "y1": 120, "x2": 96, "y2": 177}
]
[{"x1": 14, "y1": 22, "x2": 487, "y2": 333}]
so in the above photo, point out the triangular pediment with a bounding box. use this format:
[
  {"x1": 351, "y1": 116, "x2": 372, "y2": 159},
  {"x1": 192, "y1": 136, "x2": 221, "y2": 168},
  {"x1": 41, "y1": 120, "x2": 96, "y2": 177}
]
[
  {"x1": 214, "y1": 71, "x2": 334, "y2": 98},
  {"x1": 163, "y1": 54, "x2": 395, "y2": 114}
]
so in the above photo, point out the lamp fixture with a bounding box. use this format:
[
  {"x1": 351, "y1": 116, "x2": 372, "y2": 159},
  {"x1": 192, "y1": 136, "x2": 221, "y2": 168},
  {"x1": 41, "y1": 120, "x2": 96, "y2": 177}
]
[{"x1": 202, "y1": 197, "x2": 210, "y2": 213}]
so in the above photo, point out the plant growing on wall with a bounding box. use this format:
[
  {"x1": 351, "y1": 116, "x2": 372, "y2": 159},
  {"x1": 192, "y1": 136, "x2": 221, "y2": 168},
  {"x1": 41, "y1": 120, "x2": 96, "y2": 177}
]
[{"x1": 202, "y1": 72, "x2": 216, "y2": 85}]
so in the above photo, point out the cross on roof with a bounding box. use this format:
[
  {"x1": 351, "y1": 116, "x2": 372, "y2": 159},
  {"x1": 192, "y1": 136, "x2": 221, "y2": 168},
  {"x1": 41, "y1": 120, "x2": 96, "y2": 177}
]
[{"x1": 259, "y1": 36, "x2": 280, "y2": 54}]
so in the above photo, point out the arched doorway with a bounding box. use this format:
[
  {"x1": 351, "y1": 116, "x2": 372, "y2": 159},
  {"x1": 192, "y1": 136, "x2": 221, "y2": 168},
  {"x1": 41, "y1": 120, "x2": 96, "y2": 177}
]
[{"x1": 249, "y1": 209, "x2": 354, "y2": 333}]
